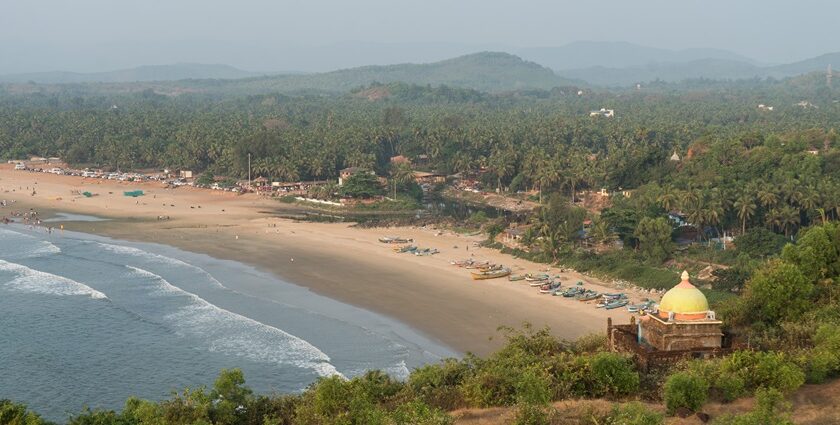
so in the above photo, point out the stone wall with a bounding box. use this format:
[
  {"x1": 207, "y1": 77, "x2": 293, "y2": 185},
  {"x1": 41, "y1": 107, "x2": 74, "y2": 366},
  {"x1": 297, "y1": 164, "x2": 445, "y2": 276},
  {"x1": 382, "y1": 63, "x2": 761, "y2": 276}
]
[{"x1": 642, "y1": 318, "x2": 723, "y2": 351}]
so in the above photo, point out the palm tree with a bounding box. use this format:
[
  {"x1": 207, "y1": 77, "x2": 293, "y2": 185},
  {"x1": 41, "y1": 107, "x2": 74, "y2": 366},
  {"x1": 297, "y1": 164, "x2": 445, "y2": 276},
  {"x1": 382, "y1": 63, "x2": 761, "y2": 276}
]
[
  {"x1": 389, "y1": 162, "x2": 414, "y2": 199},
  {"x1": 657, "y1": 185, "x2": 679, "y2": 212},
  {"x1": 733, "y1": 192, "x2": 756, "y2": 234},
  {"x1": 536, "y1": 159, "x2": 561, "y2": 205},
  {"x1": 757, "y1": 185, "x2": 779, "y2": 210}
]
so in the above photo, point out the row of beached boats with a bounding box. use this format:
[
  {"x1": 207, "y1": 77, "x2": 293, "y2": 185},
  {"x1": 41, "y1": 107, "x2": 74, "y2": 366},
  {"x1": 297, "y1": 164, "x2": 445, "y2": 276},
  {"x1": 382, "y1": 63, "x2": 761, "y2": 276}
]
[
  {"x1": 379, "y1": 236, "x2": 414, "y2": 244},
  {"x1": 393, "y1": 245, "x2": 439, "y2": 256},
  {"x1": 449, "y1": 257, "x2": 656, "y2": 313}
]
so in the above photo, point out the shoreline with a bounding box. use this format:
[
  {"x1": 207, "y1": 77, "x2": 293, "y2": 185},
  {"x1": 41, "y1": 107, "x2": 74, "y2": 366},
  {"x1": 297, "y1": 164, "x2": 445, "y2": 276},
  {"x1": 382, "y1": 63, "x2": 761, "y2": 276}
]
[{"x1": 1, "y1": 166, "x2": 637, "y2": 356}]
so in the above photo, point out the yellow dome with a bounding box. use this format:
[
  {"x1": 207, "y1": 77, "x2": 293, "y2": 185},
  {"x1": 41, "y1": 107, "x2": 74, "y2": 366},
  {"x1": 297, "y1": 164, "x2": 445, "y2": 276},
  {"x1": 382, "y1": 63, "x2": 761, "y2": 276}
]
[{"x1": 658, "y1": 271, "x2": 709, "y2": 319}]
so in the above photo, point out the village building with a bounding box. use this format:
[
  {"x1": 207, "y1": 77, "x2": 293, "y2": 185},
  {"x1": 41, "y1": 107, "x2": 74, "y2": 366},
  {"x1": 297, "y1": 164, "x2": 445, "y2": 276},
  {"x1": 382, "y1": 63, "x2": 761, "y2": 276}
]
[
  {"x1": 390, "y1": 155, "x2": 411, "y2": 166},
  {"x1": 589, "y1": 108, "x2": 615, "y2": 118},
  {"x1": 413, "y1": 171, "x2": 446, "y2": 185},
  {"x1": 498, "y1": 224, "x2": 532, "y2": 248},
  {"x1": 338, "y1": 167, "x2": 374, "y2": 186},
  {"x1": 670, "y1": 151, "x2": 681, "y2": 162},
  {"x1": 608, "y1": 271, "x2": 731, "y2": 370}
]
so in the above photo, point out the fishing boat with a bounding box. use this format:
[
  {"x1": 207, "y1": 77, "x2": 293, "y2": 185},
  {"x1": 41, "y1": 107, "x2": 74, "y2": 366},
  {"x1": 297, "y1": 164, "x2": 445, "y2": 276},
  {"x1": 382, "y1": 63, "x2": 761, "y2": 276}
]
[
  {"x1": 379, "y1": 236, "x2": 413, "y2": 244},
  {"x1": 576, "y1": 290, "x2": 600, "y2": 301},
  {"x1": 605, "y1": 299, "x2": 629, "y2": 310},
  {"x1": 525, "y1": 273, "x2": 550, "y2": 282},
  {"x1": 539, "y1": 281, "x2": 562, "y2": 294},
  {"x1": 479, "y1": 264, "x2": 503, "y2": 272},
  {"x1": 561, "y1": 287, "x2": 584, "y2": 297},
  {"x1": 471, "y1": 268, "x2": 512, "y2": 280},
  {"x1": 464, "y1": 261, "x2": 490, "y2": 270},
  {"x1": 529, "y1": 279, "x2": 549, "y2": 287},
  {"x1": 393, "y1": 245, "x2": 417, "y2": 253},
  {"x1": 508, "y1": 274, "x2": 526, "y2": 281}
]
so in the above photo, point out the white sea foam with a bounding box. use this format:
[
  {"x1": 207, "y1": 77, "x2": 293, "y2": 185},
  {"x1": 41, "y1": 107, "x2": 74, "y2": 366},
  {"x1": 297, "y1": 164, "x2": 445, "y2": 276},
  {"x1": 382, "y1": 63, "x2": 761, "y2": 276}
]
[
  {"x1": 99, "y1": 243, "x2": 225, "y2": 288},
  {"x1": 126, "y1": 266, "x2": 340, "y2": 378},
  {"x1": 0, "y1": 259, "x2": 107, "y2": 299},
  {"x1": 0, "y1": 228, "x2": 62, "y2": 258}
]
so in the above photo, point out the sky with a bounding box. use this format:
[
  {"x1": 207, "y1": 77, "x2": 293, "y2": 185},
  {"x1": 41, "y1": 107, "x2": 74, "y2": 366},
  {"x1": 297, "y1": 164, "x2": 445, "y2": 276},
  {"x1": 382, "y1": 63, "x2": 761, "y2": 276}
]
[{"x1": 1, "y1": 0, "x2": 838, "y2": 73}]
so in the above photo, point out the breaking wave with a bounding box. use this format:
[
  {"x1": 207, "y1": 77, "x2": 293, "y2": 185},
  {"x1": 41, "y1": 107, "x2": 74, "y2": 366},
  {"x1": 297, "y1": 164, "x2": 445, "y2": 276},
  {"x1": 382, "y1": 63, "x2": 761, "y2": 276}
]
[
  {"x1": 99, "y1": 243, "x2": 226, "y2": 288},
  {"x1": 126, "y1": 266, "x2": 340, "y2": 378},
  {"x1": 0, "y1": 259, "x2": 107, "y2": 299}
]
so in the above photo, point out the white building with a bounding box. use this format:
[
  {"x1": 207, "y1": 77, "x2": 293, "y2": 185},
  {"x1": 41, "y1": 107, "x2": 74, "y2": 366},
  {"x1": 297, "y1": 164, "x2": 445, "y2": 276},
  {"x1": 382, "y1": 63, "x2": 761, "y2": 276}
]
[{"x1": 589, "y1": 108, "x2": 615, "y2": 118}]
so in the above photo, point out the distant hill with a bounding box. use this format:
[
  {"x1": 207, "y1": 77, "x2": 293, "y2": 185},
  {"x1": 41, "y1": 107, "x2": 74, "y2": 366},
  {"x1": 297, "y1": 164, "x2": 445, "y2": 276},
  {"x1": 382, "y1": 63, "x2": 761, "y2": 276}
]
[
  {"x1": 0, "y1": 63, "x2": 261, "y2": 84},
  {"x1": 556, "y1": 51, "x2": 840, "y2": 86},
  {"x1": 516, "y1": 41, "x2": 760, "y2": 71},
  {"x1": 167, "y1": 52, "x2": 580, "y2": 94}
]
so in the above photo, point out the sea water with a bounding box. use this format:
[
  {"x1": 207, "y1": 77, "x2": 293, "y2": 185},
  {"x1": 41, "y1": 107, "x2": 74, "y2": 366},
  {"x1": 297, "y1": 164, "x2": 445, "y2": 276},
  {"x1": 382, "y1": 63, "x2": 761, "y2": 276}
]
[{"x1": 0, "y1": 224, "x2": 455, "y2": 421}]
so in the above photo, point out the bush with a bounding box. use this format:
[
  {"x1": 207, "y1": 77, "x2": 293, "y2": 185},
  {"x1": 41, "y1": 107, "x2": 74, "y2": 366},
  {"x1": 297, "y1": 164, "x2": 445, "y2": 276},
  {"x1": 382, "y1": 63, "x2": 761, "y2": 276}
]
[
  {"x1": 663, "y1": 372, "x2": 709, "y2": 414},
  {"x1": 719, "y1": 351, "x2": 804, "y2": 394},
  {"x1": 0, "y1": 400, "x2": 46, "y2": 425},
  {"x1": 408, "y1": 359, "x2": 469, "y2": 410},
  {"x1": 605, "y1": 402, "x2": 664, "y2": 425},
  {"x1": 389, "y1": 400, "x2": 453, "y2": 425},
  {"x1": 714, "y1": 373, "x2": 747, "y2": 402},
  {"x1": 585, "y1": 353, "x2": 640, "y2": 398},
  {"x1": 714, "y1": 388, "x2": 793, "y2": 425},
  {"x1": 736, "y1": 228, "x2": 788, "y2": 259},
  {"x1": 513, "y1": 403, "x2": 552, "y2": 425}
]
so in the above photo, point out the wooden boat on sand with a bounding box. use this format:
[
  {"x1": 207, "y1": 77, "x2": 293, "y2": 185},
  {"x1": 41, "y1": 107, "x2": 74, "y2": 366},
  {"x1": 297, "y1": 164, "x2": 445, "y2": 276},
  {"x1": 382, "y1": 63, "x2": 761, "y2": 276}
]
[{"x1": 471, "y1": 268, "x2": 512, "y2": 280}]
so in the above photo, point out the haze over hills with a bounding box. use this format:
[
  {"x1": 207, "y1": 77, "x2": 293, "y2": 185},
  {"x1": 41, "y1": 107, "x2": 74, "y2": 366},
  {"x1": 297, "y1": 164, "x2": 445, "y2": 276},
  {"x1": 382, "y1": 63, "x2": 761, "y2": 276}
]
[
  {"x1": 514, "y1": 41, "x2": 763, "y2": 71},
  {"x1": 0, "y1": 63, "x2": 262, "y2": 84},
  {"x1": 557, "y1": 52, "x2": 840, "y2": 86},
  {"x1": 1, "y1": 45, "x2": 837, "y2": 92}
]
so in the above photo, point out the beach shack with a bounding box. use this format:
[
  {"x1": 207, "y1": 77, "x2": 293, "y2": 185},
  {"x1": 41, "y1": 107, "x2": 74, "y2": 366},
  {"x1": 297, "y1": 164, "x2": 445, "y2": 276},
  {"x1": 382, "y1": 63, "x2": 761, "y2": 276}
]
[{"x1": 413, "y1": 171, "x2": 446, "y2": 185}]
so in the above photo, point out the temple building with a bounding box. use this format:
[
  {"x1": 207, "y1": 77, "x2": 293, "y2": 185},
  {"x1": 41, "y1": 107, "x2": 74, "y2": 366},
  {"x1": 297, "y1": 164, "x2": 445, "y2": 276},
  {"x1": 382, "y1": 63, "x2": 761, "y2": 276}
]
[{"x1": 608, "y1": 271, "x2": 730, "y2": 369}]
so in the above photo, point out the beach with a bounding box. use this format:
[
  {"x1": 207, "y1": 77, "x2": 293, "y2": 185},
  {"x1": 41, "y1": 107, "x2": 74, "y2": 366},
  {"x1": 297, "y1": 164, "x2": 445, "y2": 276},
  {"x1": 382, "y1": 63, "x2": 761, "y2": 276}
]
[{"x1": 0, "y1": 165, "x2": 636, "y2": 356}]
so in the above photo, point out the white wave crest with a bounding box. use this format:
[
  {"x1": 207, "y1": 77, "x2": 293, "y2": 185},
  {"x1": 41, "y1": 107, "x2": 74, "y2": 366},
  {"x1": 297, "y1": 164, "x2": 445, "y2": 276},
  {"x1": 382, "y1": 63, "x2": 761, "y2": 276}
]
[
  {"x1": 0, "y1": 228, "x2": 62, "y2": 257},
  {"x1": 99, "y1": 243, "x2": 225, "y2": 288},
  {"x1": 0, "y1": 259, "x2": 107, "y2": 299},
  {"x1": 126, "y1": 266, "x2": 340, "y2": 378}
]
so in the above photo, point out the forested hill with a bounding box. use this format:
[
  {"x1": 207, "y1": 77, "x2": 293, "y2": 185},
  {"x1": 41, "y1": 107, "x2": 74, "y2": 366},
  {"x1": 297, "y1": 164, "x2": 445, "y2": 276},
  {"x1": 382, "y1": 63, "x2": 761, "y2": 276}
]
[
  {"x1": 557, "y1": 52, "x2": 840, "y2": 87},
  {"x1": 1, "y1": 52, "x2": 579, "y2": 95},
  {"x1": 0, "y1": 63, "x2": 260, "y2": 84}
]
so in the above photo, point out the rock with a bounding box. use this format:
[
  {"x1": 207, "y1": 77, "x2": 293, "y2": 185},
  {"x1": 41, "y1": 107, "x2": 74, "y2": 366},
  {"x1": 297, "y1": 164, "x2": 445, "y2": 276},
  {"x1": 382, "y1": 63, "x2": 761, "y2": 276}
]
[
  {"x1": 675, "y1": 407, "x2": 692, "y2": 418},
  {"x1": 696, "y1": 412, "x2": 711, "y2": 422}
]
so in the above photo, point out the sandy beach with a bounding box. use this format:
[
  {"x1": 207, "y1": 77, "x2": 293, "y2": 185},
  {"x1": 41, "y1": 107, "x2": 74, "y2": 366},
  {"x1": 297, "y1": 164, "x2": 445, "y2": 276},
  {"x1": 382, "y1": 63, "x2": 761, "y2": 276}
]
[{"x1": 0, "y1": 165, "x2": 638, "y2": 356}]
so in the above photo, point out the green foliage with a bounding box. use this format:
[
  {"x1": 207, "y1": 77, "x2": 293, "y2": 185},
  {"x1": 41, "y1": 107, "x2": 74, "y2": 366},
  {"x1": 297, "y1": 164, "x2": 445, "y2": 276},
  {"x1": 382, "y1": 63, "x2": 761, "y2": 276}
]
[
  {"x1": 0, "y1": 400, "x2": 47, "y2": 425},
  {"x1": 718, "y1": 351, "x2": 805, "y2": 395},
  {"x1": 583, "y1": 353, "x2": 641, "y2": 398},
  {"x1": 408, "y1": 359, "x2": 470, "y2": 410},
  {"x1": 713, "y1": 388, "x2": 794, "y2": 425},
  {"x1": 711, "y1": 267, "x2": 751, "y2": 292},
  {"x1": 663, "y1": 372, "x2": 709, "y2": 414},
  {"x1": 735, "y1": 228, "x2": 788, "y2": 259},
  {"x1": 513, "y1": 403, "x2": 552, "y2": 425},
  {"x1": 634, "y1": 217, "x2": 674, "y2": 264},
  {"x1": 339, "y1": 171, "x2": 384, "y2": 198},
  {"x1": 742, "y1": 260, "x2": 813, "y2": 324},
  {"x1": 604, "y1": 402, "x2": 664, "y2": 425}
]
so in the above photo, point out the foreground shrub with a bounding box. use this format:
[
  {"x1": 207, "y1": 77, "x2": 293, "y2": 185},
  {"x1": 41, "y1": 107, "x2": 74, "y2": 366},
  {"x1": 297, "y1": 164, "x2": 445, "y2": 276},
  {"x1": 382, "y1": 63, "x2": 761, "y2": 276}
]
[
  {"x1": 513, "y1": 403, "x2": 553, "y2": 425},
  {"x1": 719, "y1": 351, "x2": 804, "y2": 394},
  {"x1": 0, "y1": 400, "x2": 47, "y2": 425},
  {"x1": 408, "y1": 358, "x2": 470, "y2": 410},
  {"x1": 605, "y1": 402, "x2": 664, "y2": 425},
  {"x1": 713, "y1": 388, "x2": 793, "y2": 425},
  {"x1": 584, "y1": 352, "x2": 641, "y2": 398},
  {"x1": 389, "y1": 400, "x2": 453, "y2": 425},
  {"x1": 663, "y1": 372, "x2": 708, "y2": 414}
]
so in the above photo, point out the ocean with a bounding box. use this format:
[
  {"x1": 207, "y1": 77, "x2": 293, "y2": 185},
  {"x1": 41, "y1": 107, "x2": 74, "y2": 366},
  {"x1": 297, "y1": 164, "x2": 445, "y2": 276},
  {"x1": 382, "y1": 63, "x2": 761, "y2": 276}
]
[{"x1": 0, "y1": 223, "x2": 455, "y2": 421}]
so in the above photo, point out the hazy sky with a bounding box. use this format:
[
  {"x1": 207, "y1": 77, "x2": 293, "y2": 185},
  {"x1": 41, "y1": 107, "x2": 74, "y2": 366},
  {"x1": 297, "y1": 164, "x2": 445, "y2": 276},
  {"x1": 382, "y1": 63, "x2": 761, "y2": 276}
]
[{"x1": 1, "y1": 0, "x2": 838, "y2": 73}]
